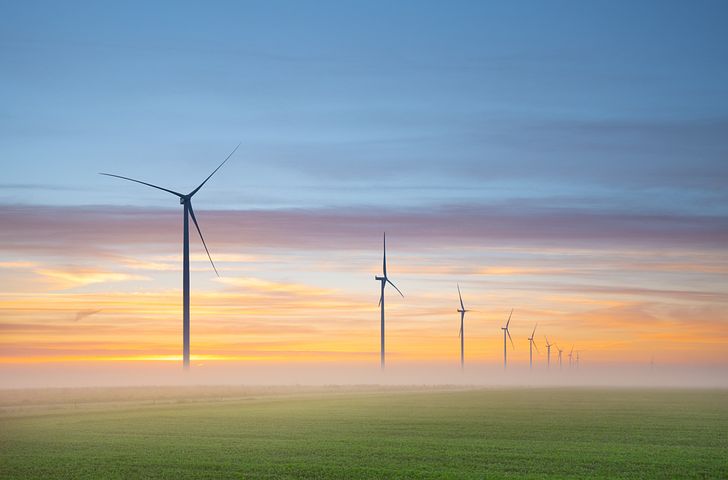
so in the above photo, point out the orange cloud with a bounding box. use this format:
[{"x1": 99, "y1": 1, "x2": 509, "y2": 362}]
[
  {"x1": 0, "y1": 261, "x2": 38, "y2": 269},
  {"x1": 34, "y1": 267, "x2": 149, "y2": 290},
  {"x1": 216, "y1": 276, "x2": 332, "y2": 296}
]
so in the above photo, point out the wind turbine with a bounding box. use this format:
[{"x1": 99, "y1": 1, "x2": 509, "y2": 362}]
[
  {"x1": 527, "y1": 323, "x2": 539, "y2": 370},
  {"x1": 456, "y1": 284, "x2": 469, "y2": 370},
  {"x1": 374, "y1": 232, "x2": 403, "y2": 370},
  {"x1": 100, "y1": 144, "x2": 239, "y2": 369},
  {"x1": 545, "y1": 336, "x2": 553, "y2": 369},
  {"x1": 501, "y1": 309, "x2": 514, "y2": 370},
  {"x1": 568, "y1": 346, "x2": 574, "y2": 369},
  {"x1": 576, "y1": 351, "x2": 580, "y2": 369},
  {"x1": 556, "y1": 345, "x2": 563, "y2": 370}
]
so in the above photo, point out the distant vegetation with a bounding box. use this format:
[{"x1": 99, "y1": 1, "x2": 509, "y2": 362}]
[{"x1": 1, "y1": 387, "x2": 726, "y2": 479}]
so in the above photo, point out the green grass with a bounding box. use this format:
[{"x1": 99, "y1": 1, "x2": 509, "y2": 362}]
[{"x1": 1, "y1": 387, "x2": 726, "y2": 479}]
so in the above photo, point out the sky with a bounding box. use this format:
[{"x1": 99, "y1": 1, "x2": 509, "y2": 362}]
[{"x1": 1, "y1": 1, "x2": 727, "y2": 386}]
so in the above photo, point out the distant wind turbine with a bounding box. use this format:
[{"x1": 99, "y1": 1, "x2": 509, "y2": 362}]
[
  {"x1": 456, "y1": 284, "x2": 469, "y2": 370},
  {"x1": 576, "y1": 351, "x2": 580, "y2": 369},
  {"x1": 568, "y1": 346, "x2": 574, "y2": 369},
  {"x1": 545, "y1": 336, "x2": 553, "y2": 369},
  {"x1": 556, "y1": 345, "x2": 563, "y2": 370},
  {"x1": 527, "y1": 323, "x2": 539, "y2": 370},
  {"x1": 501, "y1": 309, "x2": 514, "y2": 370},
  {"x1": 100, "y1": 144, "x2": 239, "y2": 369},
  {"x1": 374, "y1": 232, "x2": 403, "y2": 370}
]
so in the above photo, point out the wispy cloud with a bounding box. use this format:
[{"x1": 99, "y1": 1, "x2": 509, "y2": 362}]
[
  {"x1": 0, "y1": 261, "x2": 37, "y2": 268},
  {"x1": 74, "y1": 309, "x2": 102, "y2": 322},
  {"x1": 216, "y1": 276, "x2": 333, "y2": 297},
  {"x1": 34, "y1": 267, "x2": 149, "y2": 290},
  {"x1": 1, "y1": 203, "x2": 726, "y2": 255}
]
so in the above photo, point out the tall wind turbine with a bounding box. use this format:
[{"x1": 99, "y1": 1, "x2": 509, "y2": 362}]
[
  {"x1": 374, "y1": 233, "x2": 403, "y2": 370},
  {"x1": 100, "y1": 144, "x2": 238, "y2": 369},
  {"x1": 501, "y1": 309, "x2": 514, "y2": 370},
  {"x1": 576, "y1": 351, "x2": 580, "y2": 369},
  {"x1": 527, "y1": 323, "x2": 539, "y2": 370},
  {"x1": 456, "y1": 284, "x2": 469, "y2": 370}
]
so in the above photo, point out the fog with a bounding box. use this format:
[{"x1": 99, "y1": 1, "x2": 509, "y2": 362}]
[{"x1": 1, "y1": 362, "x2": 725, "y2": 390}]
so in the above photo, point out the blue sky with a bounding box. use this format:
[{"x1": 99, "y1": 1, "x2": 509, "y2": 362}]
[{"x1": 1, "y1": 1, "x2": 727, "y2": 212}]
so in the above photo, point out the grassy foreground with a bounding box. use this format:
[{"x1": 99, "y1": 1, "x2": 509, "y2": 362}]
[{"x1": 0, "y1": 386, "x2": 726, "y2": 479}]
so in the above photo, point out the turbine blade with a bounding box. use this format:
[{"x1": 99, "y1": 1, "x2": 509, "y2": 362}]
[
  {"x1": 99, "y1": 173, "x2": 183, "y2": 197},
  {"x1": 188, "y1": 202, "x2": 219, "y2": 277},
  {"x1": 505, "y1": 308, "x2": 513, "y2": 329},
  {"x1": 386, "y1": 278, "x2": 404, "y2": 298},
  {"x1": 531, "y1": 323, "x2": 538, "y2": 338},
  {"x1": 507, "y1": 328, "x2": 514, "y2": 349},
  {"x1": 457, "y1": 283, "x2": 465, "y2": 310},
  {"x1": 378, "y1": 290, "x2": 383, "y2": 307},
  {"x1": 188, "y1": 143, "x2": 239, "y2": 197},
  {"x1": 534, "y1": 340, "x2": 540, "y2": 354},
  {"x1": 382, "y1": 232, "x2": 387, "y2": 277}
]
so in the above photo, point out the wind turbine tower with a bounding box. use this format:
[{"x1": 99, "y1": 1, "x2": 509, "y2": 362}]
[
  {"x1": 557, "y1": 345, "x2": 563, "y2": 370},
  {"x1": 374, "y1": 233, "x2": 403, "y2": 370},
  {"x1": 101, "y1": 145, "x2": 238, "y2": 369},
  {"x1": 501, "y1": 309, "x2": 514, "y2": 370}
]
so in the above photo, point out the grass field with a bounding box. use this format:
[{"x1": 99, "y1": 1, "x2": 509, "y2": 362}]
[{"x1": 0, "y1": 386, "x2": 726, "y2": 479}]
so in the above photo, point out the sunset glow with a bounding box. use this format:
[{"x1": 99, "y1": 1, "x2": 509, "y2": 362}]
[{"x1": 1, "y1": 204, "x2": 725, "y2": 372}]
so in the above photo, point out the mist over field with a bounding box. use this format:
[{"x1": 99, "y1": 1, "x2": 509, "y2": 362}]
[{"x1": 2, "y1": 361, "x2": 725, "y2": 390}]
